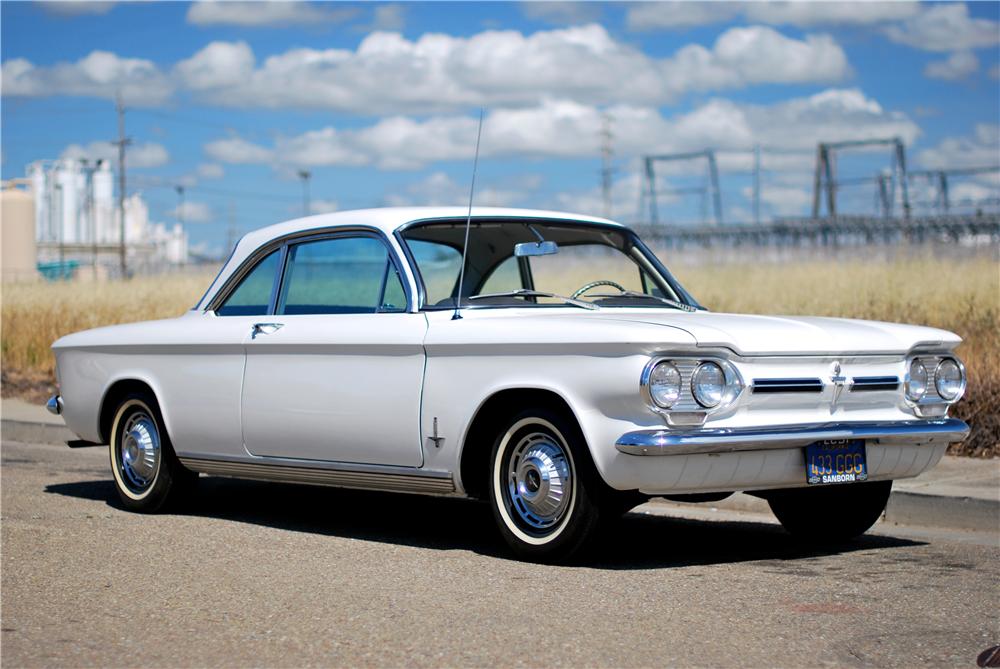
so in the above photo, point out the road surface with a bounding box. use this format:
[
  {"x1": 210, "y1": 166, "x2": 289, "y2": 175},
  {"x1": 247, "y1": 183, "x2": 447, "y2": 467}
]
[{"x1": 2, "y1": 438, "x2": 997, "y2": 667}]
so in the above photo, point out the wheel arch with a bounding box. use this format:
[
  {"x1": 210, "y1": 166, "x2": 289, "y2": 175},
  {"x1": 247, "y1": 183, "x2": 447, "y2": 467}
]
[
  {"x1": 458, "y1": 387, "x2": 587, "y2": 501},
  {"x1": 98, "y1": 377, "x2": 166, "y2": 445}
]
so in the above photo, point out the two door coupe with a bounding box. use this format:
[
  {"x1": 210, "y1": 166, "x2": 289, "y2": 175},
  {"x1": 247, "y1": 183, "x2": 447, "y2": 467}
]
[{"x1": 50, "y1": 207, "x2": 969, "y2": 561}]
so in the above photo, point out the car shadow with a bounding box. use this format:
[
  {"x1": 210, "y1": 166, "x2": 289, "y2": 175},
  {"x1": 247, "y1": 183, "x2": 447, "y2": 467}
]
[{"x1": 45, "y1": 476, "x2": 924, "y2": 569}]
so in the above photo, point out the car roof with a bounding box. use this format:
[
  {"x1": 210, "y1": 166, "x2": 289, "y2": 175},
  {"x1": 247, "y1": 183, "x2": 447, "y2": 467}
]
[
  {"x1": 196, "y1": 207, "x2": 624, "y2": 310},
  {"x1": 238, "y1": 206, "x2": 622, "y2": 250}
]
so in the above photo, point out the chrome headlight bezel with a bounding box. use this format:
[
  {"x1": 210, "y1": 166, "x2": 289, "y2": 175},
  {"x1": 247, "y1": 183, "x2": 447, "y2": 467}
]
[
  {"x1": 641, "y1": 356, "x2": 744, "y2": 422},
  {"x1": 934, "y1": 357, "x2": 966, "y2": 402}
]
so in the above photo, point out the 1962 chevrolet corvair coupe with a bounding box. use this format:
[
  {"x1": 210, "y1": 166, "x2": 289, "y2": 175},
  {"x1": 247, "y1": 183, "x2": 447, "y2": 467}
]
[{"x1": 49, "y1": 207, "x2": 969, "y2": 561}]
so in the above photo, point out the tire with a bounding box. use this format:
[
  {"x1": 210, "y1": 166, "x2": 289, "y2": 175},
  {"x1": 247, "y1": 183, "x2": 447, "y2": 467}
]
[
  {"x1": 767, "y1": 480, "x2": 892, "y2": 542},
  {"x1": 488, "y1": 408, "x2": 611, "y2": 562},
  {"x1": 108, "y1": 392, "x2": 196, "y2": 512}
]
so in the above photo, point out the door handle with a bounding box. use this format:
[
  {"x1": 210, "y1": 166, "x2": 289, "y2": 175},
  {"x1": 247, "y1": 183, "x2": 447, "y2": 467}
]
[{"x1": 251, "y1": 322, "x2": 284, "y2": 339}]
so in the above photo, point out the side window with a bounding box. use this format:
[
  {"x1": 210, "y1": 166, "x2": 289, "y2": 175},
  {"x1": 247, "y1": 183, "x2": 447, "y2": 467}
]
[
  {"x1": 216, "y1": 249, "x2": 280, "y2": 316},
  {"x1": 406, "y1": 240, "x2": 462, "y2": 306},
  {"x1": 380, "y1": 262, "x2": 407, "y2": 313},
  {"x1": 277, "y1": 236, "x2": 403, "y2": 315}
]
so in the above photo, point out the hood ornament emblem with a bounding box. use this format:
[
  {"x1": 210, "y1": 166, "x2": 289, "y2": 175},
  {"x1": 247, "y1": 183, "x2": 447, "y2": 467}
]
[{"x1": 830, "y1": 361, "x2": 847, "y2": 411}]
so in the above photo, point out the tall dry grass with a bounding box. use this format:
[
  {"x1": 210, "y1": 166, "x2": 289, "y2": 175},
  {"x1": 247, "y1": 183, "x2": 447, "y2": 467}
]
[
  {"x1": 2, "y1": 257, "x2": 997, "y2": 455},
  {"x1": 2, "y1": 273, "x2": 214, "y2": 376}
]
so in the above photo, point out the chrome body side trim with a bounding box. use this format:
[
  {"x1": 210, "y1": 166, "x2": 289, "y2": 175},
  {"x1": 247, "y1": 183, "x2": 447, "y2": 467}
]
[
  {"x1": 178, "y1": 455, "x2": 457, "y2": 495},
  {"x1": 751, "y1": 378, "x2": 824, "y2": 393},
  {"x1": 46, "y1": 395, "x2": 63, "y2": 415},
  {"x1": 615, "y1": 418, "x2": 969, "y2": 456}
]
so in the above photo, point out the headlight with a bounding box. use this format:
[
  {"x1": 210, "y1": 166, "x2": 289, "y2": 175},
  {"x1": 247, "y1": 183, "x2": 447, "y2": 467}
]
[
  {"x1": 905, "y1": 359, "x2": 928, "y2": 401},
  {"x1": 648, "y1": 361, "x2": 682, "y2": 408},
  {"x1": 692, "y1": 362, "x2": 726, "y2": 408},
  {"x1": 934, "y1": 358, "x2": 965, "y2": 401}
]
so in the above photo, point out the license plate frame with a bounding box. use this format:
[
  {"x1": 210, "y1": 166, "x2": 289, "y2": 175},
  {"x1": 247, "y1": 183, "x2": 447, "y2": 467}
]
[{"x1": 805, "y1": 439, "x2": 868, "y2": 485}]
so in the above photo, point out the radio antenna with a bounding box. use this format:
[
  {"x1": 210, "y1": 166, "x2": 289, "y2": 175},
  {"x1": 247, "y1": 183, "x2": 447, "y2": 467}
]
[{"x1": 452, "y1": 107, "x2": 485, "y2": 321}]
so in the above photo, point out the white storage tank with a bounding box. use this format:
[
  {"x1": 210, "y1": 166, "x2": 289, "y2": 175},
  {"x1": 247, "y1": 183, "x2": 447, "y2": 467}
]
[{"x1": 1, "y1": 180, "x2": 40, "y2": 282}]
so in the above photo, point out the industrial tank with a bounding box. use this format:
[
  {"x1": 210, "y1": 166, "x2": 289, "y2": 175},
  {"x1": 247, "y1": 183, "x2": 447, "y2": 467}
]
[{"x1": 1, "y1": 180, "x2": 40, "y2": 282}]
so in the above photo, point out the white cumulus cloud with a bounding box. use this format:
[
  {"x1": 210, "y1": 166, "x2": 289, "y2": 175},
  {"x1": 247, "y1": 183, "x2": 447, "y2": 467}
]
[
  {"x1": 172, "y1": 24, "x2": 850, "y2": 112},
  {"x1": 917, "y1": 124, "x2": 1000, "y2": 170},
  {"x1": 2, "y1": 50, "x2": 173, "y2": 105},
  {"x1": 201, "y1": 89, "x2": 918, "y2": 173},
  {"x1": 197, "y1": 163, "x2": 225, "y2": 179},
  {"x1": 186, "y1": 1, "x2": 359, "y2": 27},
  {"x1": 61, "y1": 140, "x2": 169, "y2": 168},
  {"x1": 385, "y1": 172, "x2": 527, "y2": 207},
  {"x1": 168, "y1": 201, "x2": 214, "y2": 224},
  {"x1": 924, "y1": 51, "x2": 979, "y2": 81},
  {"x1": 204, "y1": 137, "x2": 274, "y2": 164},
  {"x1": 4, "y1": 24, "x2": 851, "y2": 111},
  {"x1": 626, "y1": 1, "x2": 919, "y2": 31},
  {"x1": 521, "y1": 2, "x2": 604, "y2": 25},
  {"x1": 39, "y1": 1, "x2": 118, "y2": 16},
  {"x1": 885, "y1": 3, "x2": 1000, "y2": 52}
]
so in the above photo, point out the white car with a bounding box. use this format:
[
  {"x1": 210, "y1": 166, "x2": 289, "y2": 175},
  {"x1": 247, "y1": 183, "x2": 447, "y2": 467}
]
[{"x1": 50, "y1": 207, "x2": 969, "y2": 561}]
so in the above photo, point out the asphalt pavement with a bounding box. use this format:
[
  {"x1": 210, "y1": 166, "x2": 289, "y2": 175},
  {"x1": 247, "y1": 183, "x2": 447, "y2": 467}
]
[{"x1": 2, "y1": 435, "x2": 998, "y2": 668}]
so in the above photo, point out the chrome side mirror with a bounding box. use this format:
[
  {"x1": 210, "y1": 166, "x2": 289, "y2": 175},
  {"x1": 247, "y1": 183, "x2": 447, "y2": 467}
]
[{"x1": 514, "y1": 241, "x2": 559, "y2": 257}]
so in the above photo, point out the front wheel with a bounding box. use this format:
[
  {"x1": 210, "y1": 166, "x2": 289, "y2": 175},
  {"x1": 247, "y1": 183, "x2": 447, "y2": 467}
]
[
  {"x1": 109, "y1": 393, "x2": 196, "y2": 512},
  {"x1": 766, "y1": 480, "x2": 892, "y2": 542},
  {"x1": 489, "y1": 409, "x2": 610, "y2": 562}
]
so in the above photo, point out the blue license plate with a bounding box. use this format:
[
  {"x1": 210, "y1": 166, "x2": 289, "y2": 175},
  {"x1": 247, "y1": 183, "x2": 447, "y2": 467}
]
[{"x1": 805, "y1": 439, "x2": 868, "y2": 485}]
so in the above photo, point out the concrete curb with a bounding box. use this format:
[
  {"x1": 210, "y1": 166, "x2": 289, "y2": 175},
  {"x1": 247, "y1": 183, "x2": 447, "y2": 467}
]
[
  {"x1": 648, "y1": 488, "x2": 999, "y2": 534},
  {"x1": 884, "y1": 491, "x2": 999, "y2": 533},
  {"x1": 2, "y1": 419, "x2": 77, "y2": 447},
  {"x1": 4, "y1": 417, "x2": 997, "y2": 534}
]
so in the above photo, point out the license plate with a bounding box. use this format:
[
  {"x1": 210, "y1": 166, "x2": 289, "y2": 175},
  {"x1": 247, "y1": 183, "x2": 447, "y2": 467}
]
[{"x1": 805, "y1": 439, "x2": 868, "y2": 485}]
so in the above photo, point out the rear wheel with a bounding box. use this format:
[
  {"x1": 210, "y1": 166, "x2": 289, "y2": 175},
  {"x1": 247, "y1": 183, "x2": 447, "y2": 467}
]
[
  {"x1": 767, "y1": 480, "x2": 892, "y2": 542},
  {"x1": 108, "y1": 393, "x2": 196, "y2": 512},
  {"x1": 489, "y1": 408, "x2": 614, "y2": 563}
]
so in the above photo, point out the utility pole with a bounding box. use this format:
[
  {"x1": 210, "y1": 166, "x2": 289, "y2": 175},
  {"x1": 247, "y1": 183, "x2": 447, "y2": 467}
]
[
  {"x1": 113, "y1": 94, "x2": 131, "y2": 278},
  {"x1": 298, "y1": 170, "x2": 311, "y2": 216},
  {"x1": 600, "y1": 113, "x2": 614, "y2": 220},
  {"x1": 752, "y1": 144, "x2": 761, "y2": 225},
  {"x1": 175, "y1": 184, "x2": 185, "y2": 226},
  {"x1": 226, "y1": 200, "x2": 238, "y2": 255}
]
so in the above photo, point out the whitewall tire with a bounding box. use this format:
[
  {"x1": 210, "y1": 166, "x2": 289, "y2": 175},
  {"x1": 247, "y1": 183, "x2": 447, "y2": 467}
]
[
  {"x1": 108, "y1": 393, "x2": 195, "y2": 512},
  {"x1": 488, "y1": 408, "x2": 604, "y2": 562}
]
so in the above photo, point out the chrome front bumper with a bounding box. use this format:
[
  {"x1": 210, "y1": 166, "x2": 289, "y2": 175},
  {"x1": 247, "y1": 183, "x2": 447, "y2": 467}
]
[{"x1": 615, "y1": 418, "x2": 969, "y2": 456}]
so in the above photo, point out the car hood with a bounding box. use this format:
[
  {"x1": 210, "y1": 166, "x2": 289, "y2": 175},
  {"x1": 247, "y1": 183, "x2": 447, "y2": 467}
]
[{"x1": 590, "y1": 310, "x2": 961, "y2": 356}]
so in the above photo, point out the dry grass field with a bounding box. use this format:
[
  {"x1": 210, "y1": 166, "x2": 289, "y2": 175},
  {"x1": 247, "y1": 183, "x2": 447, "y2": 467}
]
[{"x1": 2, "y1": 256, "x2": 997, "y2": 456}]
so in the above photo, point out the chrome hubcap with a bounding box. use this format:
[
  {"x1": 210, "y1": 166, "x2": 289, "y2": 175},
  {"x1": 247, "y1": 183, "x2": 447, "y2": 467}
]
[
  {"x1": 505, "y1": 432, "x2": 572, "y2": 532},
  {"x1": 119, "y1": 412, "x2": 160, "y2": 493}
]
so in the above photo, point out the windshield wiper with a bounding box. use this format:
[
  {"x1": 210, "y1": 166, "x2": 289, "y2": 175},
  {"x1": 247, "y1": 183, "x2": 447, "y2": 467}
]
[
  {"x1": 587, "y1": 290, "x2": 697, "y2": 312},
  {"x1": 468, "y1": 289, "x2": 599, "y2": 310}
]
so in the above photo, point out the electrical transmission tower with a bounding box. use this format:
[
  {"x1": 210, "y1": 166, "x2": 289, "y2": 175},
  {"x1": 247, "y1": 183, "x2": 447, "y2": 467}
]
[
  {"x1": 812, "y1": 137, "x2": 909, "y2": 219},
  {"x1": 642, "y1": 150, "x2": 723, "y2": 225}
]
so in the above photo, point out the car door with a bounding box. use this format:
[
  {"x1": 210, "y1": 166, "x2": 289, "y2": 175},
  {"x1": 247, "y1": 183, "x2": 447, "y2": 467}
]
[
  {"x1": 168, "y1": 247, "x2": 285, "y2": 460},
  {"x1": 240, "y1": 232, "x2": 428, "y2": 467}
]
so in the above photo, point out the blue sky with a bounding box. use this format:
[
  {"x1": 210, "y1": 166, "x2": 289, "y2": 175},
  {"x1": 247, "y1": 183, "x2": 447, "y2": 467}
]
[{"x1": 2, "y1": 0, "x2": 999, "y2": 256}]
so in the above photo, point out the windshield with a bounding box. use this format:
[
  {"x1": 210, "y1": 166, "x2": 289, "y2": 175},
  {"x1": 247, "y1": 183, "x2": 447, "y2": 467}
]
[{"x1": 399, "y1": 219, "x2": 696, "y2": 310}]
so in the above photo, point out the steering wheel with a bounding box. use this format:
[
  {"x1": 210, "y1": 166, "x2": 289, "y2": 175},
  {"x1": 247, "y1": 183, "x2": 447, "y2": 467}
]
[{"x1": 571, "y1": 280, "x2": 627, "y2": 299}]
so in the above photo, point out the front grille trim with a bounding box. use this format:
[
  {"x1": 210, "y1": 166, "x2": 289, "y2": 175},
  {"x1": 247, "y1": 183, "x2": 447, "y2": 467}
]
[
  {"x1": 850, "y1": 376, "x2": 900, "y2": 392},
  {"x1": 751, "y1": 378, "x2": 824, "y2": 394}
]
